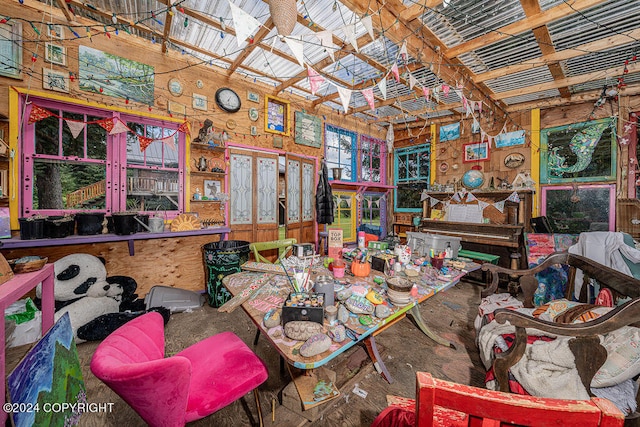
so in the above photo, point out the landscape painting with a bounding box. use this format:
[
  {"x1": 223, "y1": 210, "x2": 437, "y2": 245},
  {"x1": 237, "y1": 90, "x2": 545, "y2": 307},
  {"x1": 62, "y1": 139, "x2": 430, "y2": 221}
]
[
  {"x1": 79, "y1": 45, "x2": 154, "y2": 105},
  {"x1": 7, "y1": 313, "x2": 86, "y2": 427}
]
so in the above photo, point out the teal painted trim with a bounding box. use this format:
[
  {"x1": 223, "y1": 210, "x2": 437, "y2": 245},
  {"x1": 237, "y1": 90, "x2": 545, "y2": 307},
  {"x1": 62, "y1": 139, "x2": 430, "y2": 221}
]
[{"x1": 393, "y1": 143, "x2": 430, "y2": 212}]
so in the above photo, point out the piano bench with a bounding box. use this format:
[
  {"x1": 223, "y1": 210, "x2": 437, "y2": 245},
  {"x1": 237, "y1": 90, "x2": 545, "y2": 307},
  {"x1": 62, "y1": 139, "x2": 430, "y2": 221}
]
[{"x1": 457, "y1": 249, "x2": 500, "y2": 265}]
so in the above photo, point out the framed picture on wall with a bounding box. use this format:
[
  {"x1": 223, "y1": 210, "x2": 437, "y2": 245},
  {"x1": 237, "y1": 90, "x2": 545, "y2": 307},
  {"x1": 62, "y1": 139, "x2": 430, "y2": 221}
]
[
  {"x1": 463, "y1": 142, "x2": 489, "y2": 162},
  {"x1": 45, "y1": 42, "x2": 66, "y2": 66},
  {"x1": 541, "y1": 183, "x2": 615, "y2": 234},
  {"x1": 294, "y1": 111, "x2": 322, "y2": 148},
  {"x1": 42, "y1": 69, "x2": 69, "y2": 93},
  {"x1": 265, "y1": 96, "x2": 290, "y2": 136},
  {"x1": 203, "y1": 180, "x2": 222, "y2": 199},
  {"x1": 540, "y1": 117, "x2": 616, "y2": 184},
  {"x1": 0, "y1": 21, "x2": 22, "y2": 79}
]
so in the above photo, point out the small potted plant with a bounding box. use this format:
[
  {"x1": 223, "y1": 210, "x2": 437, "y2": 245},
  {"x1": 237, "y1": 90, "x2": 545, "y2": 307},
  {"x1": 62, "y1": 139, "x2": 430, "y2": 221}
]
[
  {"x1": 111, "y1": 211, "x2": 138, "y2": 236},
  {"x1": 75, "y1": 211, "x2": 105, "y2": 235},
  {"x1": 44, "y1": 215, "x2": 75, "y2": 238},
  {"x1": 18, "y1": 214, "x2": 47, "y2": 240}
]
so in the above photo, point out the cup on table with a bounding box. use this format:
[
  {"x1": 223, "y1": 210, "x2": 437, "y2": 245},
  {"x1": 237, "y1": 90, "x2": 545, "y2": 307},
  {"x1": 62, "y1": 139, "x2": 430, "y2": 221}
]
[
  {"x1": 325, "y1": 305, "x2": 338, "y2": 325},
  {"x1": 431, "y1": 256, "x2": 444, "y2": 270}
]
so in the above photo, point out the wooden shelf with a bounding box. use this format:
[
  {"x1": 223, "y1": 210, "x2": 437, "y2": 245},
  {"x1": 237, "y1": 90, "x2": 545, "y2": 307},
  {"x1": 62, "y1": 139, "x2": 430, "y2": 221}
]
[
  {"x1": 190, "y1": 143, "x2": 225, "y2": 152},
  {"x1": 190, "y1": 171, "x2": 226, "y2": 177}
]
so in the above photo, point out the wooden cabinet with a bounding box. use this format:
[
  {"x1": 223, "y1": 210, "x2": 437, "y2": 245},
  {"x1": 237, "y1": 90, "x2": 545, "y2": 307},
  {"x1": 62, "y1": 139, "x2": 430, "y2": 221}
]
[{"x1": 189, "y1": 143, "x2": 226, "y2": 227}]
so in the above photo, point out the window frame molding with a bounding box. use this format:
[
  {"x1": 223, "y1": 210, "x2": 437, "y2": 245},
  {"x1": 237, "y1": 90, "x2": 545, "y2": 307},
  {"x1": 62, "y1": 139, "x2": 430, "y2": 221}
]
[{"x1": 394, "y1": 143, "x2": 431, "y2": 213}]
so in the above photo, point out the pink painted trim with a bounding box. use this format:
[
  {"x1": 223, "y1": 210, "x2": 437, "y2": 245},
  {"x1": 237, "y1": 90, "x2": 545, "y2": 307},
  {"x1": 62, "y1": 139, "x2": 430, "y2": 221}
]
[
  {"x1": 541, "y1": 184, "x2": 616, "y2": 231},
  {"x1": 628, "y1": 114, "x2": 638, "y2": 198}
]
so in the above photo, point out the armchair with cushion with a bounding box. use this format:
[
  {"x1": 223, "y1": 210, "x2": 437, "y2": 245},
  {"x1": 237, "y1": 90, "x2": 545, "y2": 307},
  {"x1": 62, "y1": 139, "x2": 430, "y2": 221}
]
[{"x1": 90, "y1": 311, "x2": 269, "y2": 427}]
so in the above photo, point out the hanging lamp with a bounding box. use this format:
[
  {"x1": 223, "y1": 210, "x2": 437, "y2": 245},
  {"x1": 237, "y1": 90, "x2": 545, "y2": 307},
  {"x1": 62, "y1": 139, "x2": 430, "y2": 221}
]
[{"x1": 269, "y1": 0, "x2": 297, "y2": 37}]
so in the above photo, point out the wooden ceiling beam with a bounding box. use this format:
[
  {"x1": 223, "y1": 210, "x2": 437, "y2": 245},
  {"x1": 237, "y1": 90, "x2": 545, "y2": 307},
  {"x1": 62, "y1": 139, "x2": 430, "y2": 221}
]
[
  {"x1": 446, "y1": 0, "x2": 609, "y2": 59},
  {"x1": 475, "y1": 27, "x2": 640, "y2": 83},
  {"x1": 227, "y1": 17, "x2": 274, "y2": 75},
  {"x1": 400, "y1": 0, "x2": 443, "y2": 21},
  {"x1": 54, "y1": 0, "x2": 75, "y2": 22},
  {"x1": 495, "y1": 62, "x2": 640, "y2": 100}
]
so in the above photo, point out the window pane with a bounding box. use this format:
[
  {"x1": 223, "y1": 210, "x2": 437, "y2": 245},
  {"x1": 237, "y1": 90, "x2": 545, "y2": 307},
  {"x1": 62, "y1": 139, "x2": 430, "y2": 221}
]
[
  {"x1": 62, "y1": 112, "x2": 84, "y2": 157},
  {"x1": 126, "y1": 168, "x2": 179, "y2": 212},
  {"x1": 35, "y1": 115, "x2": 59, "y2": 155},
  {"x1": 33, "y1": 159, "x2": 106, "y2": 210},
  {"x1": 127, "y1": 122, "x2": 145, "y2": 166},
  {"x1": 87, "y1": 115, "x2": 107, "y2": 159},
  {"x1": 397, "y1": 183, "x2": 424, "y2": 209}
]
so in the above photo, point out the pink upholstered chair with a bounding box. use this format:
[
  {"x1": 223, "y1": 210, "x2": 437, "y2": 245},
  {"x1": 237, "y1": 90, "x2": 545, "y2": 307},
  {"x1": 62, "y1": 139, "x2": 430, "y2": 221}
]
[{"x1": 90, "y1": 312, "x2": 268, "y2": 427}]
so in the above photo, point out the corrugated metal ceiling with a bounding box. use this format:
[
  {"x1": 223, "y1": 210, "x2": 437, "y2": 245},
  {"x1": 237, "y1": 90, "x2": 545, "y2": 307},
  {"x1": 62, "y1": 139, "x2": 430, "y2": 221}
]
[{"x1": 31, "y1": 0, "x2": 640, "y2": 125}]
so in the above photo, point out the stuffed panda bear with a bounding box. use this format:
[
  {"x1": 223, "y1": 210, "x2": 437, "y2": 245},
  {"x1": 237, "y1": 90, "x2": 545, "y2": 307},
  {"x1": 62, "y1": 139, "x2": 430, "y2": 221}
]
[{"x1": 36, "y1": 253, "x2": 168, "y2": 343}]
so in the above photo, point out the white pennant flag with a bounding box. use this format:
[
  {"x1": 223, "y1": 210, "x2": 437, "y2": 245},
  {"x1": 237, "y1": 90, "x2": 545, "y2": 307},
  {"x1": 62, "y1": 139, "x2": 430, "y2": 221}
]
[
  {"x1": 493, "y1": 200, "x2": 505, "y2": 213},
  {"x1": 378, "y1": 78, "x2": 387, "y2": 100},
  {"x1": 386, "y1": 123, "x2": 394, "y2": 153},
  {"x1": 478, "y1": 200, "x2": 489, "y2": 210},
  {"x1": 420, "y1": 190, "x2": 429, "y2": 202},
  {"x1": 109, "y1": 118, "x2": 130, "y2": 135},
  {"x1": 285, "y1": 36, "x2": 305, "y2": 67},
  {"x1": 336, "y1": 85, "x2": 352, "y2": 112},
  {"x1": 430, "y1": 196, "x2": 440, "y2": 208},
  {"x1": 65, "y1": 120, "x2": 85, "y2": 139},
  {"x1": 400, "y1": 41, "x2": 408, "y2": 62},
  {"x1": 228, "y1": 1, "x2": 261, "y2": 47},
  {"x1": 345, "y1": 198, "x2": 351, "y2": 208},
  {"x1": 361, "y1": 15, "x2": 374, "y2": 40},
  {"x1": 409, "y1": 73, "x2": 417, "y2": 89},
  {"x1": 344, "y1": 23, "x2": 359, "y2": 52},
  {"x1": 366, "y1": 198, "x2": 372, "y2": 209},
  {"x1": 452, "y1": 192, "x2": 461, "y2": 202},
  {"x1": 507, "y1": 191, "x2": 521, "y2": 203},
  {"x1": 466, "y1": 192, "x2": 477, "y2": 202},
  {"x1": 316, "y1": 31, "x2": 335, "y2": 61},
  {"x1": 162, "y1": 136, "x2": 175, "y2": 151}
]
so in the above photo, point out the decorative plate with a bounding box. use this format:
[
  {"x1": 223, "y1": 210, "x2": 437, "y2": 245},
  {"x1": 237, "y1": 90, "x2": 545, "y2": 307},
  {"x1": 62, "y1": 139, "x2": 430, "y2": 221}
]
[
  {"x1": 168, "y1": 78, "x2": 183, "y2": 97},
  {"x1": 439, "y1": 161, "x2": 449, "y2": 173},
  {"x1": 226, "y1": 119, "x2": 237, "y2": 130},
  {"x1": 196, "y1": 79, "x2": 204, "y2": 89},
  {"x1": 504, "y1": 152, "x2": 526, "y2": 169},
  {"x1": 248, "y1": 107, "x2": 259, "y2": 122},
  {"x1": 170, "y1": 214, "x2": 201, "y2": 232}
]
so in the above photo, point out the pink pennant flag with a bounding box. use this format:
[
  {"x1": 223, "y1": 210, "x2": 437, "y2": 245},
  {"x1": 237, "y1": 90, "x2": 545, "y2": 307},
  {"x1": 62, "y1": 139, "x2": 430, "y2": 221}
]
[
  {"x1": 361, "y1": 88, "x2": 375, "y2": 111},
  {"x1": 65, "y1": 120, "x2": 85, "y2": 139},
  {"x1": 400, "y1": 41, "x2": 408, "y2": 62},
  {"x1": 162, "y1": 136, "x2": 176, "y2": 151},
  {"x1": 178, "y1": 121, "x2": 190, "y2": 135},
  {"x1": 308, "y1": 67, "x2": 324, "y2": 96},
  {"x1": 28, "y1": 105, "x2": 54, "y2": 124},
  {"x1": 109, "y1": 118, "x2": 130, "y2": 135},
  {"x1": 442, "y1": 84, "x2": 450, "y2": 96},
  {"x1": 423, "y1": 87, "x2": 430, "y2": 101},
  {"x1": 391, "y1": 63, "x2": 400, "y2": 83}
]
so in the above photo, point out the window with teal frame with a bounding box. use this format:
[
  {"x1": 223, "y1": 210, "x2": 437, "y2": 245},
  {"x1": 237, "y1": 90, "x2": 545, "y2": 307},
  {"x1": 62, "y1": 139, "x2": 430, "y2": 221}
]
[
  {"x1": 394, "y1": 144, "x2": 430, "y2": 212},
  {"x1": 325, "y1": 124, "x2": 357, "y2": 182}
]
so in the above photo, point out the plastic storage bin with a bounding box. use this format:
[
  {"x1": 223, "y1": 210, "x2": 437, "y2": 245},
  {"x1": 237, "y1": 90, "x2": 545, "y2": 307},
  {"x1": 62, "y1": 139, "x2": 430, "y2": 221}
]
[{"x1": 406, "y1": 232, "x2": 461, "y2": 258}]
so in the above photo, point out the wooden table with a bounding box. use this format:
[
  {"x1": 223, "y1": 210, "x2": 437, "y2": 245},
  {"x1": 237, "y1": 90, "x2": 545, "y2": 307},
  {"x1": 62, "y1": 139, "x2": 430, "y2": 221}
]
[
  {"x1": 0, "y1": 264, "x2": 55, "y2": 423},
  {"x1": 223, "y1": 260, "x2": 479, "y2": 383}
]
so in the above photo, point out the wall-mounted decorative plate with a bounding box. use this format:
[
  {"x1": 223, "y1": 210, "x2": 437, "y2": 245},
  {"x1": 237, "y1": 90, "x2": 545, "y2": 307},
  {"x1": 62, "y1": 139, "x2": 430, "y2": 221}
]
[
  {"x1": 504, "y1": 152, "x2": 526, "y2": 169},
  {"x1": 248, "y1": 108, "x2": 259, "y2": 122},
  {"x1": 439, "y1": 161, "x2": 449, "y2": 173},
  {"x1": 168, "y1": 78, "x2": 183, "y2": 97},
  {"x1": 196, "y1": 79, "x2": 204, "y2": 89},
  {"x1": 226, "y1": 119, "x2": 237, "y2": 130}
]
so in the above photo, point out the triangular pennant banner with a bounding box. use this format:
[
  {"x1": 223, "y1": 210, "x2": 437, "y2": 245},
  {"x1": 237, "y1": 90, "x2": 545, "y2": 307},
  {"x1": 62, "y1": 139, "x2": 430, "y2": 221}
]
[
  {"x1": 228, "y1": 1, "x2": 262, "y2": 48},
  {"x1": 478, "y1": 200, "x2": 489, "y2": 210},
  {"x1": 430, "y1": 196, "x2": 440, "y2": 208},
  {"x1": 96, "y1": 118, "x2": 115, "y2": 132},
  {"x1": 400, "y1": 41, "x2": 408, "y2": 62},
  {"x1": 466, "y1": 193, "x2": 477, "y2": 202},
  {"x1": 138, "y1": 135, "x2": 153, "y2": 152},
  {"x1": 344, "y1": 197, "x2": 351, "y2": 208},
  {"x1": 308, "y1": 67, "x2": 324, "y2": 95},
  {"x1": 361, "y1": 15, "x2": 374, "y2": 40},
  {"x1": 178, "y1": 121, "x2": 190, "y2": 135},
  {"x1": 442, "y1": 84, "x2": 450, "y2": 96},
  {"x1": 285, "y1": 36, "x2": 305, "y2": 67},
  {"x1": 507, "y1": 191, "x2": 521, "y2": 203},
  {"x1": 316, "y1": 31, "x2": 335, "y2": 61},
  {"x1": 336, "y1": 85, "x2": 352, "y2": 113},
  {"x1": 423, "y1": 87, "x2": 430, "y2": 101},
  {"x1": 391, "y1": 63, "x2": 400, "y2": 82},
  {"x1": 420, "y1": 190, "x2": 429, "y2": 202},
  {"x1": 28, "y1": 105, "x2": 54, "y2": 124},
  {"x1": 162, "y1": 136, "x2": 176, "y2": 151},
  {"x1": 366, "y1": 198, "x2": 372, "y2": 209},
  {"x1": 361, "y1": 87, "x2": 375, "y2": 111},
  {"x1": 109, "y1": 118, "x2": 130, "y2": 135},
  {"x1": 409, "y1": 73, "x2": 417, "y2": 89},
  {"x1": 378, "y1": 78, "x2": 387, "y2": 100},
  {"x1": 493, "y1": 200, "x2": 505, "y2": 213},
  {"x1": 345, "y1": 23, "x2": 358, "y2": 52},
  {"x1": 452, "y1": 192, "x2": 461, "y2": 202},
  {"x1": 65, "y1": 120, "x2": 85, "y2": 139}
]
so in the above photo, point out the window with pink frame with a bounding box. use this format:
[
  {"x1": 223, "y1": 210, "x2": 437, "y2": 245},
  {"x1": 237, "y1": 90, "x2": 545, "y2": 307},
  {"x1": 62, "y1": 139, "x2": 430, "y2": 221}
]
[
  {"x1": 21, "y1": 97, "x2": 185, "y2": 217},
  {"x1": 360, "y1": 134, "x2": 386, "y2": 184}
]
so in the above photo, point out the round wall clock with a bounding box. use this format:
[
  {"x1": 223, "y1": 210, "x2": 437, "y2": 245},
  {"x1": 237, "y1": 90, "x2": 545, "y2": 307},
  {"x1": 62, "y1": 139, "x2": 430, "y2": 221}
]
[
  {"x1": 215, "y1": 87, "x2": 241, "y2": 113},
  {"x1": 168, "y1": 78, "x2": 183, "y2": 97},
  {"x1": 248, "y1": 108, "x2": 259, "y2": 122}
]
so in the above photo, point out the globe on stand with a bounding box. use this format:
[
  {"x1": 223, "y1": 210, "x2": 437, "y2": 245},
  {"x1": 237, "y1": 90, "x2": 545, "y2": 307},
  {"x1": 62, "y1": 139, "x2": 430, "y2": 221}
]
[{"x1": 462, "y1": 169, "x2": 485, "y2": 189}]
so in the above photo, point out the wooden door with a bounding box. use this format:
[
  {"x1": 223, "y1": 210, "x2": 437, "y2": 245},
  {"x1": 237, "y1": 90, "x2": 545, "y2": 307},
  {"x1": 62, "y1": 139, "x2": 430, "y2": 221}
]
[
  {"x1": 285, "y1": 154, "x2": 316, "y2": 245},
  {"x1": 228, "y1": 148, "x2": 279, "y2": 244}
]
